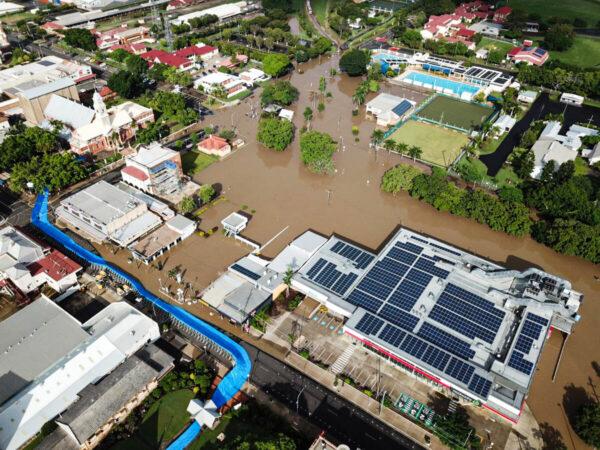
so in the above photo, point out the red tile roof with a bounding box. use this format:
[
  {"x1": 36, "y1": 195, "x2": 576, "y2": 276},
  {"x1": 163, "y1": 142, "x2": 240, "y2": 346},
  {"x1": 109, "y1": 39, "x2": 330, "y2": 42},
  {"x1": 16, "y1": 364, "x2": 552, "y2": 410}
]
[
  {"x1": 28, "y1": 250, "x2": 81, "y2": 282},
  {"x1": 122, "y1": 165, "x2": 149, "y2": 181},
  {"x1": 199, "y1": 135, "x2": 229, "y2": 150},
  {"x1": 140, "y1": 50, "x2": 192, "y2": 68},
  {"x1": 457, "y1": 28, "x2": 476, "y2": 38},
  {"x1": 109, "y1": 43, "x2": 147, "y2": 54},
  {"x1": 99, "y1": 86, "x2": 114, "y2": 97},
  {"x1": 174, "y1": 45, "x2": 217, "y2": 58},
  {"x1": 495, "y1": 6, "x2": 512, "y2": 15}
]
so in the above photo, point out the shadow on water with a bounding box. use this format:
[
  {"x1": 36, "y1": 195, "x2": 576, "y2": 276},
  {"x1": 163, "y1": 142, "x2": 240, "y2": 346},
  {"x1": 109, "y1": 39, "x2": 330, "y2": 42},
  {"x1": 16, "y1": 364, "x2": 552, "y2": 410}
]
[
  {"x1": 562, "y1": 383, "x2": 593, "y2": 429},
  {"x1": 534, "y1": 422, "x2": 568, "y2": 450}
]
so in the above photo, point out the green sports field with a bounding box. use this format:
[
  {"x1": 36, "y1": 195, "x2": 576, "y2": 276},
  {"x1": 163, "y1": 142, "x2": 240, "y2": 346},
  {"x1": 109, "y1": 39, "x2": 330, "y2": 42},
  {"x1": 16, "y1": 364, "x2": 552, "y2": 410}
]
[
  {"x1": 507, "y1": 0, "x2": 600, "y2": 25},
  {"x1": 415, "y1": 96, "x2": 493, "y2": 131},
  {"x1": 389, "y1": 120, "x2": 469, "y2": 167}
]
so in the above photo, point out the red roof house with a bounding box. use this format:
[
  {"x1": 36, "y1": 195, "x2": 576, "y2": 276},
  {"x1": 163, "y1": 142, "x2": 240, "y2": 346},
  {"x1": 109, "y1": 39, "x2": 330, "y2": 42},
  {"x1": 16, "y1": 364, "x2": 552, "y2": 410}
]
[
  {"x1": 493, "y1": 6, "x2": 512, "y2": 23},
  {"x1": 198, "y1": 135, "x2": 231, "y2": 157},
  {"x1": 507, "y1": 44, "x2": 549, "y2": 66},
  {"x1": 140, "y1": 50, "x2": 193, "y2": 70}
]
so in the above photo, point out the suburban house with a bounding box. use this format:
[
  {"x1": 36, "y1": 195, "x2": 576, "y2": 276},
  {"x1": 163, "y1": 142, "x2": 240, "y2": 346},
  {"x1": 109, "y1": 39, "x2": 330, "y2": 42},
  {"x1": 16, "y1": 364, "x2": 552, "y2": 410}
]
[
  {"x1": 529, "y1": 121, "x2": 587, "y2": 178},
  {"x1": 507, "y1": 40, "x2": 549, "y2": 66},
  {"x1": 239, "y1": 68, "x2": 270, "y2": 86},
  {"x1": 493, "y1": 114, "x2": 516, "y2": 133},
  {"x1": 198, "y1": 134, "x2": 232, "y2": 157},
  {"x1": 173, "y1": 43, "x2": 219, "y2": 63},
  {"x1": 94, "y1": 25, "x2": 151, "y2": 50},
  {"x1": 0, "y1": 226, "x2": 81, "y2": 296},
  {"x1": 366, "y1": 93, "x2": 415, "y2": 127},
  {"x1": 140, "y1": 50, "x2": 193, "y2": 71},
  {"x1": 44, "y1": 91, "x2": 154, "y2": 155},
  {"x1": 518, "y1": 90, "x2": 538, "y2": 104},
  {"x1": 493, "y1": 5, "x2": 512, "y2": 23},
  {"x1": 194, "y1": 72, "x2": 247, "y2": 98},
  {"x1": 121, "y1": 142, "x2": 184, "y2": 196}
]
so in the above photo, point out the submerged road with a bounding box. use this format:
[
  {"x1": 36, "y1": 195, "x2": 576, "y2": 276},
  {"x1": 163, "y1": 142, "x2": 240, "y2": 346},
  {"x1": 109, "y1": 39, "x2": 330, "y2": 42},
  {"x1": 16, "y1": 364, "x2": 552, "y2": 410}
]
[{"x1": 242, "y1": 342, "x2": 423, "y2": 450}]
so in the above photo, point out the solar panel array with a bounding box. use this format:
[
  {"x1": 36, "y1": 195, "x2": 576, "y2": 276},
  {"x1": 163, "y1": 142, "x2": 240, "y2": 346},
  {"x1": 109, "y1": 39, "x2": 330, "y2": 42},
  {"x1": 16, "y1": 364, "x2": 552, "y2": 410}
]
[
  {"x1": 507, "y1": 313, "x2": 550, "y2": 376},
  {"x1": 355, "y1": 313, "x2": 384, "y2": 336},
  {"x1": 231, "y1": 264, "x2": 261, "y2": 281},
  {"x1": 418, "y1": 322, "x2": 475, "y2": 360},
  {"x1": 305, "y1": 258, "x2": 358, "y2": 296},
  {"x1": 508, "y1": 351, "x2": 534, "y2": 375},
  {"x1": 330, "y1": 241, "x2": 374, "y2": 269},
  {"x1": 469, "y1": 374, "x2": 492, "y2": 398}
]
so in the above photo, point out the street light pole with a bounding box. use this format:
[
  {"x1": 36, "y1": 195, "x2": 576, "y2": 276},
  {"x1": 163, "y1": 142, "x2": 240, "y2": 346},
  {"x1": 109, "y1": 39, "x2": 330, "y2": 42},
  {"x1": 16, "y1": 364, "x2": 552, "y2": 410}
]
[{"x1": 296, "y1": 385, "x2": 305, "y2": 414}]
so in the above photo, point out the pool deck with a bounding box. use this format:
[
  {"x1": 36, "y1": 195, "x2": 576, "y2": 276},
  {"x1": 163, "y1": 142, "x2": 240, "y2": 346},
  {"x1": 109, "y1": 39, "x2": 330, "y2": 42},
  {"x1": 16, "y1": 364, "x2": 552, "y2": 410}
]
[{"x1": 397, "y1": 69, "x2": 480, "y2": 101}]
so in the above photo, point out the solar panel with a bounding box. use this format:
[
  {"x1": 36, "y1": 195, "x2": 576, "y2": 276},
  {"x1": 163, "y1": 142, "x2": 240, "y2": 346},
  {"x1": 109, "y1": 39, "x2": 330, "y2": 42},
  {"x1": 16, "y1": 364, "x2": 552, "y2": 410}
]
[
  {"x1": 412, "y1": 236, "x2": 429, "y2": 244},
  {"x1": 437, "y1": 293, "x2": 503, "y2": 332},
  {"x1": 421, "y1": 345, "x2": 451, "y2": 371},
  {"x1": 445, "y1": 357, "x2": 475, "y2": 385},
  {"x1": 364, "y1": 266, "x2": 403, "y2": 288},
  {"x1": 508, "y1": 351, "x2": 534, "y2": 375},
  {"x1": 414, "y1": 258, "x2": 449, "y2": 279},
  {"x1": 307, "y1": 258, "x2": 327, "y2": 279},
  {"x1": 230, "y1": 264, "x2": 261, "y2": 281},
  {"x1": 430, "y1": 242, "x2": 461, "y2": 256},
  {"x1": 521, "y1": 320, "x2": 543, "y2": 340},
  {"x1": 445, "y1": 284, "x2": 505, "y2": 319},
  {"x1": 314, "y1": 263, "x2": 342, "y2": 288},
  {"x1": 355, "y1": 313, "x2": 384, "y2": 336},
  {"x1": 379, "y1": 304, "x2": 419, "y2": 331},
  {"x1": 514, "y1": 334, "x2": 533, "y2": 354},
  {"x1": 405, "y1": 269, "x2": 433, "y2": 287},
  {"x1": 378, "y1": 323, "x2": 406, "y2": 347},
  {"x1": 356, "y1": 277, "x2": 394, "y2": 301},
  {"x1": 376, "y1": 258, "x2": 410, "y2": 278},
  {"x1": 400, "y1": 334, "x2": 428, "y2": 360},
  {"x1": 387, "y1": 279, "x2": 424, "y2": 311},
  {"x1": 469, "y1": 374, "x2": 492, "y2": 398},
  {"x1": 331, "y1": 241, "x2": 345, "y2": 253},
  {"x1": 526, "y1": 313, "x2": 549, "y2": 327},
  {"x1": 330, "y1": 241, "x2": 374, "y2": 269},
  {"x1": 418, "y1": 322, "x2": 475, "y2": 360},
  {"x1": 387, "y1": 247, "x2": 417, "y2": 265},
  {"x1": 346, "y1": 289, "x2": 383, "y2": 313},
  {"x1": 429, "y1": 305, "x2": 496, "y2": 344},
  {"x1": 395, "y1": 241, "x2": 423, "y2": 255},
  {"x1": 331, "y1": 272, "x2": 358, "y2": 295}
]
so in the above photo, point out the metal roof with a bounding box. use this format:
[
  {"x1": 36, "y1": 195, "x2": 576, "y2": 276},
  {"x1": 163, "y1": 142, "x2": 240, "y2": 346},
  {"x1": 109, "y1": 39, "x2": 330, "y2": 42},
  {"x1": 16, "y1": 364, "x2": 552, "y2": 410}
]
[{"x1": 20, "y1": 77, "x2": 75, "y2": 100}]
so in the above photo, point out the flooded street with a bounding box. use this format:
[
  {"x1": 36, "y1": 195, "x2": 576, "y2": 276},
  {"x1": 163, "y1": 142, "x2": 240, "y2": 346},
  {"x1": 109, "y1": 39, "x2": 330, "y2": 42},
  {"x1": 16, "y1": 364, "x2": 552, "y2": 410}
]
[{"x1": 103, "y1": 56, "x2": 599, "y2": 448}]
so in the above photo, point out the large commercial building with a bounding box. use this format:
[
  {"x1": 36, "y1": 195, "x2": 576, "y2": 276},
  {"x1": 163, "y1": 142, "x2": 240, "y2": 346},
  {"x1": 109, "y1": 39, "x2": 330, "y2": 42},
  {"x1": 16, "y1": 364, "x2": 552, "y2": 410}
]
[
  {"x1": 284, "y1": 228, "x2": 582, "y2": 422},
  {"x1": 0, "y1": 297, "x2": 160, "y2": 450},
  {"x1": 171, "y1": 1, "x2": 257, "y2": 26}
]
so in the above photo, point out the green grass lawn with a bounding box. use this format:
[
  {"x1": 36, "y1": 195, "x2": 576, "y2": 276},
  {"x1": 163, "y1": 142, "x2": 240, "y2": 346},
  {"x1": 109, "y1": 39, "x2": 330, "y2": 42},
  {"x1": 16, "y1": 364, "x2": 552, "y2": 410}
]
[
  {"x1": 415, "y1": 96, "x2": 494, "y2": 131},
  {"x1": 506, "y1": 0, "x2": 600, "y2": 25},
  {"x1": 478, "y1": 134, "x2": 505, "y2": 156},
  {"x1": 456, "y1": 157, "x2": 521, "y2": 188},
  {"x1": 112, "y1": 390, "x2": 195, "y2": 450},
  {"x1": 574, "y1": 156, "x2": 591, "y2": 176},
  {"x1": 389, "y1": 120, "x2": 469, "y2": 167},
  {"x1": 476, "y1": 37, "x2": 514, "y2": 58},
  {"x1": 310, "y1": 0, "x2": 328, "y2": 25},
  {"x1": 182, "y1": 151, "x2": 219, "y2": 175},
  {"x1": 550, "y1": 35, "x2": 600, "y2": 68}
]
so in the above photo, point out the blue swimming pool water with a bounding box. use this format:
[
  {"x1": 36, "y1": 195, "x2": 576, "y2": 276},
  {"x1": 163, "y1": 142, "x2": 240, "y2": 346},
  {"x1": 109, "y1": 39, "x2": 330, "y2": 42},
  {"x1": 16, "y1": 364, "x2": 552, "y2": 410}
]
[
  {"x1": 403, "y1": 71, "x2": 480, "y2": 97},
  {"x1": 31, "y1": 191, "x2": 251, "y2": 450}
]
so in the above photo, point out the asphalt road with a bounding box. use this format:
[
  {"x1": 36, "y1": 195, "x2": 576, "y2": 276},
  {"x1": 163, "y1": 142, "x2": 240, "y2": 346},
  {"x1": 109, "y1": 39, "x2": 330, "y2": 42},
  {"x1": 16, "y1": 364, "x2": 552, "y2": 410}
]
[{"x1": 242, "y1": 342, "x2": 424, "y2": 450}]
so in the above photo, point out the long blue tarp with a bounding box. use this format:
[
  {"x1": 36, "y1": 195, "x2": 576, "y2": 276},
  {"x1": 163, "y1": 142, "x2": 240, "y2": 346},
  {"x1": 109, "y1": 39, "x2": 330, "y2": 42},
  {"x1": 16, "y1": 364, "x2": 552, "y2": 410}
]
[{"x1": 32, "y1": 191, "x2": 251, "y2": 448}]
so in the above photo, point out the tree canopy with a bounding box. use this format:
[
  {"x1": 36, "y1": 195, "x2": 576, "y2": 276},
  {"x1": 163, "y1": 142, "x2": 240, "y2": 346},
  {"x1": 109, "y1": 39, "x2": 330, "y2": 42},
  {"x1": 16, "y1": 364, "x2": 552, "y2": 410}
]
[
  {"x1": 147, "y1": 91, "x2": 198, "y2": 126},
  {"x1": 262, "y1": 53, "x2": 291, "y2": 77},
  {"x1": 0, "y1": 125, "x2": 62, "y2": 172},
  {"x1": 339, "y1": 49, "x2": 369, "y2": 76},
  {"x1": 63, "y1": 28, "x2": 97, "y2": 51},
  {"x1": 544, "y1": 23, "x2": 575, "y2": 51},
  {"x1": 125, "y1": 54, "x2": 149, "y2": 76},
  {"x1": 300, "y1": 131, "x2": 336, "y2": 174},
  {"x1": 10, "y1": 152, "x2": 88, "y2": 193},
  {"x1": 573, "y1": 402, "x2": 600, "y2": 448},
  {"x1": 108, "y1": 70, "x2": 145, "y2": 99},
  {"x1": 381, "y1": 164, "x2": 422, "y2": 194},
  {"x1": 257, "y1": 118, "x2": 294, "y2": 151},
  {"x1": 261, "y1": 80, "x2": 299, "y2": 106}
]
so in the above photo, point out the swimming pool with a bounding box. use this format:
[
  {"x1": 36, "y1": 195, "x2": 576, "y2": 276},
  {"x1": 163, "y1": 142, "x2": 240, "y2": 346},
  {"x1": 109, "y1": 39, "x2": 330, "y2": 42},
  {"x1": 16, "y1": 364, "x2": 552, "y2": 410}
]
[{"x1": 401, "y1": 71, "x2": 480, "y2": 100}]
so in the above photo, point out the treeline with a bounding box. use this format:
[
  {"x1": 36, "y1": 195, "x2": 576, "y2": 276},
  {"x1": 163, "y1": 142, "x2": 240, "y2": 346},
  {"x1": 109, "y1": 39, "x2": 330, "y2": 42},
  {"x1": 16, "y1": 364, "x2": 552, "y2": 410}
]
[
  {"x1": 383, "y1": 162, "x2": 600, "y2": 264},
  {"x1": 517, "y1": 63, "x2": 600, "y2": 98}
]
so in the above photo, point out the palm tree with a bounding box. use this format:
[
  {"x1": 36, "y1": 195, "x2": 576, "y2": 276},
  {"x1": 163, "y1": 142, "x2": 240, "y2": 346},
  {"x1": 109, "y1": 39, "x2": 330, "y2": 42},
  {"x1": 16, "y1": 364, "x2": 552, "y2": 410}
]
[
  {"x1": 395, "y1": 142, "x2": 408, "y2": 157},
  {"x1": 408, "y1": 145, "x2": 422, "y2": 161},
  {"x1": 371, "y1": 129, "x2": 385, "y2": 147},
  {"x1": 383, "y1": 139, "x2": 396, "y2": 152}
]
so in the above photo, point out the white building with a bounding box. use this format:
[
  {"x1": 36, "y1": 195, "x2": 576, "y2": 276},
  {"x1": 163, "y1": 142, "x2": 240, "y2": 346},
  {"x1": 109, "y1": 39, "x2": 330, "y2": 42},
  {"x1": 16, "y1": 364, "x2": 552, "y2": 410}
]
[
  {"x1": 0, "y1": 226, "x2": 81, "y2": 295},
  {"x1": 239, "y1": 68, "x2": 270, "y2": 86},
  {"x1": 517, "y1": 90, "x2": 537, "y2": 104},
  {"x1": 0, "y1": 297, "x2": 160, "y2": 450},
  {"x1": 0, "y1": 1, "x2": 24, "y2": 16},
  {"x1": 366, "y1": 93, "x2": 415, "y2": 127},
  {"x1": 531, "y1": 139, "x2": 577, "y2": 179},
  {"x1": 121, "y1": 142, "x2": 183, "y2": 196},
  {"x1": 172, "y1": 1, "x2": 252, "y2": 26},
  {"x1": 493, "y1": 114, "x2": 516, "y2": 134},
  {"x1": 560, "y1": 92, "x2": 584, "y2": 106},
  {"x1": 194, "y1": 72, "x2": 247, "y2": 98}
]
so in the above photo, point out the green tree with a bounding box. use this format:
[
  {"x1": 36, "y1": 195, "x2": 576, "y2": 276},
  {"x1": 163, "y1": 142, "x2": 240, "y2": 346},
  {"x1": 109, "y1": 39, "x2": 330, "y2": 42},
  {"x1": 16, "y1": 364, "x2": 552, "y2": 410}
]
[
  {"x1": 199, "y1": 184, "x2": 215, "y2": 204},
  {"x1": 498, "y1": 186, "x2": 524, "y2": 203},
  {"x1": 319, "y1": 76, "x2": 327, "y2": 95},
  {"x1": 544, "y1": 23, "x2": 575, "y2": 51},
  {"x1": 0, "y1": 125, "x2": 61, "y2": 172},
  {"x1": 257, "y1": 117, "x2": 294, "y2": 151},
  {"x1": 303, "y1": 107, "x2": 313, "y2": 123},
  {"x1": 371, "y1": 129, "x2": 385, "y2": 146},
  {"x1": 108, "y1": 70, "x2": 144, "y2": 99},
  {"x1": 109, "y1": 48, "x2": 130, "y2": 62},
  {"x1": 262, "y1": 53, "x2": 291, "y2": 77},
  {"x1": 125, "y1": 54, "x2": 148, "y2": 75},
  {"x1": 179, "y1": 196, "x2": 196, "y2": 214},
  {"x1": 381, "y1": 164, "x2": 422, "y2": 194},
  {"x1": 260, "y1": 80, "x2": 299, "y2": 106},
  {"x1": 62, "y1": 28, "x2": 97, "y2": 51},
  {"x1": 164, "y1": 66, "x2": 192, "y2": 87},
  {"x1": 339, "y1": 49, "x2": 369, "y2": 76},
  {"x1": 136, "y1": 121, "x2": 169, "y2": 144},
  {"x1": 408, "y1": 145, "x2": 423, "y2": 161},
  {"x1": 300, "y1": 131, "x2": 336, "y2": 174},
  {"x1": 487, "y1": 49, "x2": 504, "y2": 65},
  {"x1": 10, "y1": 152, "x2": 88, "y2": 193},
  {"x1": 400, "y1": 29, "x2": 422, "y2": 49}
]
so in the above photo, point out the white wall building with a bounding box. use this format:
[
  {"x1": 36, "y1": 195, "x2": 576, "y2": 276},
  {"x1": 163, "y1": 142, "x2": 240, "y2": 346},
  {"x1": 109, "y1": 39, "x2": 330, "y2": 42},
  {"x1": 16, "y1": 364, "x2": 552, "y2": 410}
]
[
  {"x1": 194, "y1": 72, "x2": 247, "y2": 98},
  {"x1": 239, "y1": 68, "x2": 269, "y2": 86},
  {"x1": 172, "y1": 1, "x2": 253, "y2": 26},
  {"x1": 0, "y1": 298, "x2": 160, "y2": 450}
]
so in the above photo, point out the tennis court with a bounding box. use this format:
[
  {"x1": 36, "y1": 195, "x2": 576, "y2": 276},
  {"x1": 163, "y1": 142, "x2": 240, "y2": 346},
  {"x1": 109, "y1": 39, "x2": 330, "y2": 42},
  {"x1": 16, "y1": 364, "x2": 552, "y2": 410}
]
[
  {"x1": 388, "y1": 120, "x2": 468, "y2": 167},
  {"x1": 415, "y1": 95, "x2": 494, "y2": 131}
]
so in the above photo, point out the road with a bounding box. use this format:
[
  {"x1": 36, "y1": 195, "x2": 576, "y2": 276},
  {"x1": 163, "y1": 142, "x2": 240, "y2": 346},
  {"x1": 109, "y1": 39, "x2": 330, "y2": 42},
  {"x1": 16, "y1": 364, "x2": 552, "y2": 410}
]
[
  {"x1": 242, "y1": 342, "x2": 424, "y2": 450},
  {"x1": 0, "y1": 192, "x2": 31, "y2": 227},
  {"x1": 306, "y1": 0, "x2": 340, "y2": 47}
]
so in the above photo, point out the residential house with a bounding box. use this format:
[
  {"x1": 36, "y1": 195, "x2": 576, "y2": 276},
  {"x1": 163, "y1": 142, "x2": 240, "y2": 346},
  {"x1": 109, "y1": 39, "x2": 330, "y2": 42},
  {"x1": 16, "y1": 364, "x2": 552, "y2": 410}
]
[
  {"x1": 198, "y1": 134, "x2": 232, "y2": 157},
  {"x1": 173, "y1": 43, "x2": 219, "y2": 64},
  {"x1": 194, "y1": 72, "x2": 247, "y2": 98},
  {"x1": 507, "y1": 40, "x2": 549, "y2": 66},
  {"x1": 239, "y1": 68, "x2": 270, "y2": 86},
  {"x1": 493, "y1": 114, "x2": 516, "y2": 133},
  {"x1": 517, "y1": 90, "x2": 538, "y2": 104},
  {"x1": 0, "y1": 226, "x2": 81, "y2": 296},
  {"x1": 94, "y1": 25, "x2": 151, "y2": 50},
  {"x1": 140, "y1": 49, "x2": 193, "y2": 71},
  {"x1": 107, "y1": 43, "x2": 148, "y2": 55},
  {"x1": 531, "y1": 139, "x2": 577, "y2": 179},
  {"x1": 121, "y1": 142, "x2": 184, "y2": 196},
  {"x1": 493, "y1": 6, "x2": 512, "y2": 23}
]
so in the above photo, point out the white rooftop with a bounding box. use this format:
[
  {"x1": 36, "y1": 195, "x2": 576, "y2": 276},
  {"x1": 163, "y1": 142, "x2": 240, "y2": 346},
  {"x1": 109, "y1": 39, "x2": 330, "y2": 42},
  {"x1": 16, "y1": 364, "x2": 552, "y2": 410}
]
[
  {"x1": 129, "y1": 142, "x2": 177, "y2": 169},
  {"x1": 44, "y1": 94, "x2": 95, "y2": 129}
]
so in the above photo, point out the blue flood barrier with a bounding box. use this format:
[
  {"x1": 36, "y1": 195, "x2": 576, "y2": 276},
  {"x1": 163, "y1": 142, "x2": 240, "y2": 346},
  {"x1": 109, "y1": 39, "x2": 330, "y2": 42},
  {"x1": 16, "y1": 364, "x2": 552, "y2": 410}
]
[{"x1": 32, "y1": 191, "x2": 251, "y2": 449}]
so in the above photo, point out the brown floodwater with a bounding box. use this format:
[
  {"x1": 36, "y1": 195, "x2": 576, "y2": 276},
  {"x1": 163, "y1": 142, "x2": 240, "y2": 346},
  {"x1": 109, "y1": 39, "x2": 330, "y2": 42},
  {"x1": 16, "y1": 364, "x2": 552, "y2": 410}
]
[{"x1": 104, "y1": 56, "x2": 599, "y2": 448}]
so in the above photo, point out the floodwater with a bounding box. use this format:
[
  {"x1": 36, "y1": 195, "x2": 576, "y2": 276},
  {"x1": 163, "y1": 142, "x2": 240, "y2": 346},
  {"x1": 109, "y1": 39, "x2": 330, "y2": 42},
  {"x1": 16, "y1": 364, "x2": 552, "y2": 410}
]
[
  {"x1": 104, "y1": 56, "x2": 599, "y2": 448},
  {"x1": 288, "y1": 17, "x2": 301, "y2": 36}
]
